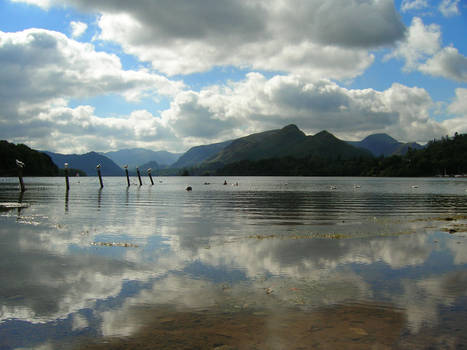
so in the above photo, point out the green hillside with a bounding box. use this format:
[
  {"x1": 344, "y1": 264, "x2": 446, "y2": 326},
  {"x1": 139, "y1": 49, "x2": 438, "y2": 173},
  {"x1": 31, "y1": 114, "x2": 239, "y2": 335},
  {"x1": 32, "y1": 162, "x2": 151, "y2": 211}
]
[
  {"x1": 216, "y1": 133, "x2": 467, "y2": 177},
  {"x1": 172, "y1": 139, "x2": 233, "y2": 168},
  {"x1": 206, "y1": 125, "x2": 371, "y2": 166},
  {"x1": 0, "y1": 140, "x2": 58, "y2": 176}
]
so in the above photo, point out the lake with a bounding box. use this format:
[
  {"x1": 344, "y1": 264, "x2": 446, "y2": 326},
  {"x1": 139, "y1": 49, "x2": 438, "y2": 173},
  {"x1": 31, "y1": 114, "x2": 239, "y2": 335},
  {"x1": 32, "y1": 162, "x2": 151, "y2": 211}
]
[{"x1": 0, "y1": 176, "x2": 466, "y2": 349}]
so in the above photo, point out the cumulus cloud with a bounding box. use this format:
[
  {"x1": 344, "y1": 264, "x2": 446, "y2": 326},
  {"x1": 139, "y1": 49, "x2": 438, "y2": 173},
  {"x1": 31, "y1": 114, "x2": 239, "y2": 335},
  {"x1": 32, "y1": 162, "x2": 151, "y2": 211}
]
[
  {"x1": 0, "y1": 26, "x2": 448, "y2": 153},
  {"x1": 439, "y1": 0, "x2": 460, "y2": 17},
  {"x1": 161, "y1": 73, "x2": 446, "y2": 145},
  {"x1": 70, "y1": 21, "x2": 87, "y2": 38},
  {"x1": 0, "y1": 28, "x2": 183, "y2": 104},
  {"x1": 419, "y1": 46, "x2": 467, "y2": 82},
  {"x1": 385, "y1": 17, "x2": 441, "y2": 71},
  {"x1": 12, "y1": 0, "x2": 405, "y2": 79},
  {"x1": 385, "y1": 16, "x2": 467, "y2": 83},
  {"x1": 10, "y1": 0, "x2": 52, "y2": 8},
  {"x1": 401, "y1": 0, "x2": 429, "y2": 12},
  {"x1": 442, "y1": 88, "x2": 467, "y2": 134},
  {"x1": 0, "y1": 28, "x2": 184, "y2": 152}
]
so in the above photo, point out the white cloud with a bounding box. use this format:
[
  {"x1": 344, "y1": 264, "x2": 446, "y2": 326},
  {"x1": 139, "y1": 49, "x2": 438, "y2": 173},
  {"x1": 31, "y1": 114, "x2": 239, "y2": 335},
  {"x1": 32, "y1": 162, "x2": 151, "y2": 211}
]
[
  {"x1": 0, "y1": 28, "x2": 183, "y2": 104},
  {"x1": 385, "y1": 16, "x2": 467, "y2": 83},
  {"x1": 70, "y1": 21, "x2": 87, "y2": 38},
  {"x1": 0, "y1": 24, "x2": 448, "y2": 153},
  {"x1": 12, "y1": 0, "x2": 405, "y2": 79},
  {"x1": 161, "y1": 73, "x2": 446, "y2": 146},
  {"x1": 385, "y1": 17, "x2": 441, "y2": 71},
  {"x1": 439, "y1": 0, "x2": 460, "y2": 17},
  {"x1": 448, "y1": 88, "x2": 467, "y2": 115},
  {"x1": 442, "y1": 88, "x2": 467, "y2": 134},
  {"x1": 10, "y1": 0, "x2": 52, "y2": 8},
  {"x1": 419, "y1": 46, "x2": 467, "y2": 82},
  {"x1": 401, "y1": 0, "x2": 429, "y2": 12},
  {"x1": 0, "y1": 28, "x2": 185, "y2": 151}
]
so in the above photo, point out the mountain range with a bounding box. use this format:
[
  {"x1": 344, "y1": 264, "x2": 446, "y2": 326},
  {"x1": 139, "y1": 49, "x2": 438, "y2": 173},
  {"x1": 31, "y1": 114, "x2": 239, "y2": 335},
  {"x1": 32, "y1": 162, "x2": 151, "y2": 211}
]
[
  {"x1": 102, "y1": 148, "x2": 182, "y2": 169},
  {"x1": 347, "y1": 133, "x2": 423, "y2": 157},
  {"x1": 40, "y1": 126, "x2": 424, "y2": 175},
  {"x1": 204, "y1": 125, "x2": 372, "y2": 168},
  {"x1": 44, "y1": 151, "x2": 124, "y2": 176}
]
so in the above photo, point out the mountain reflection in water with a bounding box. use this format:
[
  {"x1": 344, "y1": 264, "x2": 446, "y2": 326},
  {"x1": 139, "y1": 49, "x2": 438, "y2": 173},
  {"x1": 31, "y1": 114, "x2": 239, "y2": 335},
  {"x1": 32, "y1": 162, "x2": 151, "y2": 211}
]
[{"x1": 0, "y1": 176, "x2": 466, "y2": 349}]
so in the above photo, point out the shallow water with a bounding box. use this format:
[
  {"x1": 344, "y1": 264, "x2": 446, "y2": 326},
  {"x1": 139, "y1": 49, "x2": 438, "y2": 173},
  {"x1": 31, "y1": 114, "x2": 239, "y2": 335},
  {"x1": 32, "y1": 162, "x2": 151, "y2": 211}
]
[{"x1": 0, "y1": 176, "x2": 466, "y2": 349}]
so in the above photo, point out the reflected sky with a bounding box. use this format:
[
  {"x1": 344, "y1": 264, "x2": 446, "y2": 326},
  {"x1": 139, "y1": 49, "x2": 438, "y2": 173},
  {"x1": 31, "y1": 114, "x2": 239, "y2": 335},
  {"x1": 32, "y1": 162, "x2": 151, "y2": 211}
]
[{"x1": 0, "y1": 176, "x2": 466, "y2": 349}]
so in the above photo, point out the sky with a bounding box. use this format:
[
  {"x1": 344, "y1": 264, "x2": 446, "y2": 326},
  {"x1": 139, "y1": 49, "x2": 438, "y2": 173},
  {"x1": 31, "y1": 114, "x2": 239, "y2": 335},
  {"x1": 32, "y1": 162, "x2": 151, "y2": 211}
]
[{"x1": 0, "y1": 0, "x2": 466, "y2": 154}]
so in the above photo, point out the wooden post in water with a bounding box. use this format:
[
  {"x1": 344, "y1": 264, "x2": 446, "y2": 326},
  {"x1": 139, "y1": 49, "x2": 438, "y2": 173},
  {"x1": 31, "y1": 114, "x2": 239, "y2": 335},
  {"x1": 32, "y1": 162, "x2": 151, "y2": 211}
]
[
  {"x1": 64, "y1": 162, "x2": 70, "y2": 191},
  {"x1": 16, "y1": 159, "x2": 25, "y2": 192},
  {"x1": 147, "y1": 168, "x2": 154, "y2": 185},
  {"x1": 97, "y1": 164, "x2": 104, "y2": 188},
  {"x1": 124, "y1": 165, "x2": 130, "y2": 187},
  {"x1": 136, "y1": 167, "x2": 142, "y2": 186}
]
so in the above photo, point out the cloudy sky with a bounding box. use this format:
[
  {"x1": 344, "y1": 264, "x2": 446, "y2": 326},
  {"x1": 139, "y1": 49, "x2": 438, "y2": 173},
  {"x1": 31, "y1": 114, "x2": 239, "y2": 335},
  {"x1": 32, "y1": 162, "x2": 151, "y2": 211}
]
[{"x1": 0, "y1": 0, "x2": 466, "y2": 153}]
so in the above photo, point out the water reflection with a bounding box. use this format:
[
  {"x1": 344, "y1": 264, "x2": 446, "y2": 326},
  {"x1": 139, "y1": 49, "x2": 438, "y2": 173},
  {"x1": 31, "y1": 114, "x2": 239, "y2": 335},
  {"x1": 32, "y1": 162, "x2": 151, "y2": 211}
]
[{"x1": 0, "y1": 177, "x2": 466, "y2": 349}]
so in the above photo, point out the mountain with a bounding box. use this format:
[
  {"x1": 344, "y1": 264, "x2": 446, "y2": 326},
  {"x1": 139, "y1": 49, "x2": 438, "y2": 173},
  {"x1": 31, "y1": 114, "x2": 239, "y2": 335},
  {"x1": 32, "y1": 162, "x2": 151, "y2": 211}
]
[
  {"x1": 0, "y1": 140, "x2": 58, "y2": 176},
  {"x1": 44, "y1": 151, "x2": 124, "y2": 176},
  {"x1": 207, "y1": 125, "x2": 306, "y2": 164},
  {"x1": 204, "y1": 125, "x2": 371, "y2": 167},
  {"x1": 171, "y1": 140, "x2": 233, "y2": 169},
  {"x1": 127, "y1": 160, "x2": 160, "y2": 176},
  {"x1": 103, "y1": 148, "x2": 182, "y2": 168},
  {"x1": 348, "y1": 133, "x2": 423, "y2": 156}
]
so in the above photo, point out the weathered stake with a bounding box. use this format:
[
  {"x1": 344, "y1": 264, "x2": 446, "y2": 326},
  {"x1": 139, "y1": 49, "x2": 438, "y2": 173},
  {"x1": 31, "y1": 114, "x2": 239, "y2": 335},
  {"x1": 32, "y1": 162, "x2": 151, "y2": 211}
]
[
  {"x1": 136, "y1": 167, "x2": 142, "y2": 186},
  {"x1": 16, "y1": 159, "x2": 26, "y2": 192},
  {"x1": 147, "y1": 168, "x2": 154, "y2": 185},
  {"x1": 97, "y1": 164, "x2": 104, "y2": 188},
  {"x1": 124, "y1": 165, "x2": 130, "y2": 187},
  {"x1": 64, "y1": 162, "x2": 70, "y2": 191}
]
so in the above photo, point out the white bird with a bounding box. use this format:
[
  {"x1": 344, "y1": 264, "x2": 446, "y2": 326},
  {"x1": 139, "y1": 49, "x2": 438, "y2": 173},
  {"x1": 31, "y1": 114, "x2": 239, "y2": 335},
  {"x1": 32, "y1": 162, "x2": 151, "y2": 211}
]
[{"x1": 15, "y1": 159, "x2": 25, "y2": 168}]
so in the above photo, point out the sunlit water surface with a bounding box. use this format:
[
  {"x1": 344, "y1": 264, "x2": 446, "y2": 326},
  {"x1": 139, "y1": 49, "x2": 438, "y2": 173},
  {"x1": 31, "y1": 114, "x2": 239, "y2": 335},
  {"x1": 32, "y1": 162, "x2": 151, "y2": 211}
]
[{"x1": 1, "y1": 176, "x2": 467, "y2": 349}]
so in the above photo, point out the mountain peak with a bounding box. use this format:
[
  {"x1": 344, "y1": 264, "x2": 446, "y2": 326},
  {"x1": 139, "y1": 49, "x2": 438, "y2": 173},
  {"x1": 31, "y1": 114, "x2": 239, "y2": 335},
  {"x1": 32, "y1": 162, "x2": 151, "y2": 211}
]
[
  {"x1": 314, "y1": 130, "x2": 334, "y2": 138},
  {"x1": 280, "y1": 124, "x2": 305, "y2": 137},
  {"x1": 362, "y1": 133, "x2": 399, "y2": 144},
  {"x1": 282, "y1": 124, "x2": 299, "y2": 131}
]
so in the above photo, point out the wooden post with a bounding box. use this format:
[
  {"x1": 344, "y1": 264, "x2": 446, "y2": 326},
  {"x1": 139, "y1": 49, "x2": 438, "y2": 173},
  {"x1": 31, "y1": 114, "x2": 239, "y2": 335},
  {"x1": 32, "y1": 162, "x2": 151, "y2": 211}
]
[
  {"x1": 64, "y1": 162, "x2": 70, "y2": 191},
  {"x1": 97, "y1": 164, "x2": 104, "y2": 188},
  {"x1": 147, "y1": 168, "x2": 154, "y2": 185},
  {"x1": 136, "y1": 167, "x2": 142, "y2": 186},
  {"x1": 16, "y1": 159, "x2": 25, "y2": 192},
  {"x1": 124, "y1": 165, "x2": 130, "y2": 187},
  {"x1": 65, "y1": 190, "x2": 69, "y2": 212}
]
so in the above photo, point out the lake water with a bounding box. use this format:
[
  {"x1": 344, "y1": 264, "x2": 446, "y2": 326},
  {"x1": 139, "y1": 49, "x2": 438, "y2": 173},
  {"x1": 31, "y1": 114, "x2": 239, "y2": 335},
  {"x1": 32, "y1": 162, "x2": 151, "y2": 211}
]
[{"x1": 0, "y1": 176, "x2": 466, "y2": 349}]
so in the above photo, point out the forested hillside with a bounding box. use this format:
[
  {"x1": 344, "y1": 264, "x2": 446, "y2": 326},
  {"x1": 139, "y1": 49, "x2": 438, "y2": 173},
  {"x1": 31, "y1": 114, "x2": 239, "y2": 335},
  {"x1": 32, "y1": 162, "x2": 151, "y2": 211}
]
[
  {"x1": 215, "y1": 133, "x2": 467, "y2": 177},
  {"x1": 0, "y1": 140, "x2": 58, "y2": 176}
]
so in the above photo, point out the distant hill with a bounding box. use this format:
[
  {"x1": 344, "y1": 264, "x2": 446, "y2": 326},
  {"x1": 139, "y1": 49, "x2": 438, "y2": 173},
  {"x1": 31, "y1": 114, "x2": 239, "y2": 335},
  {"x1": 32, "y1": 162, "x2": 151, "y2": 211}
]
[
  {"x1": 103, "y1": 148, "x2": 182, "y2": 168},
  {"x1": 172, "y1": 140, "x2": 233, "y2": 169},
  {"x1": 0, "y1": 140, "x2": 58, "y2": 176},
  {"x1": 44, "y1": 151, "x2": 124, "y2": 176},
  {"x1": 127, "y1": 160, "x2": 160, "y2": 176},
  {"x1": 204, "y1": 125, "x2": 371, "y2": 167},
  {"x1": 347, "y1": 133, "x2": 423, "y2": 156}
]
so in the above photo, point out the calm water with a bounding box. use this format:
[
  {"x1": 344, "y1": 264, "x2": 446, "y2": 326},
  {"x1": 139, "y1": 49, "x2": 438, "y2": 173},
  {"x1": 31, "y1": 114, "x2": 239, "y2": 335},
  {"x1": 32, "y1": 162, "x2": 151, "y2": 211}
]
[{"x1": 0, "y1": 176, "x2": 467, "y2": 349}]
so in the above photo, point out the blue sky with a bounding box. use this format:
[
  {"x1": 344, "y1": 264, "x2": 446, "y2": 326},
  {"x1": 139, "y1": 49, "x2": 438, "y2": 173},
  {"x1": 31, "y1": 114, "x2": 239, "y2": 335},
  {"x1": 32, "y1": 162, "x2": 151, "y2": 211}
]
[{"x1": 0, "y1": 0, "x2": 466, "y2": 153}]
